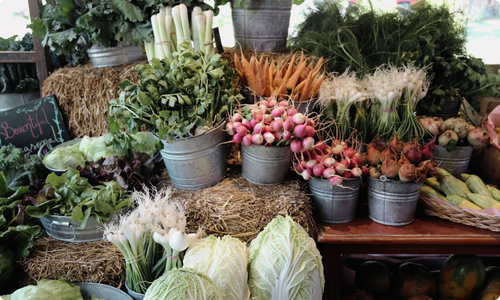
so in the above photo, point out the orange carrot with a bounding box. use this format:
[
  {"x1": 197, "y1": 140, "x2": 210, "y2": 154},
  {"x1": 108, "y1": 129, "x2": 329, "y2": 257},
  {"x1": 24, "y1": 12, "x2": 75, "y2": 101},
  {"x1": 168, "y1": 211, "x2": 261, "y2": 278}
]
[
  {"x1": 295, "y1": 78, "x2": 308, "y2": 93},
  {"x1": 300, "y1": 71, "x2": 315, "y2": 102},
  {"x1": 312, "y1": 57, "x2": 324, "y2": 75},
  {"x1": 286, "y1": 60, "x2": 307, "y2": 90},
  {"x1": 282, "y1": 53, "x2": 297, "y2": 82},
  {"x1": 264, "y1": 60, "x2": 271, "y2": 97},
  {"x1": 234, "y1": 54, "x2": 247, "y2": 85},
  {"x1": 250, "y1": 55, "x2": 256, "y2": 74},
  {"x1": 255, "y1": 58, "x2": 265, "y2": 96},
  {"x1": 310, "y1": 74, "x2": 324, "y2": 99},
  {"x1": 273, "y1": 65, "x2": 283, "y2": 88},
  {"x1": 241, "y1": 54, "x2": 257, "y2": 92}
]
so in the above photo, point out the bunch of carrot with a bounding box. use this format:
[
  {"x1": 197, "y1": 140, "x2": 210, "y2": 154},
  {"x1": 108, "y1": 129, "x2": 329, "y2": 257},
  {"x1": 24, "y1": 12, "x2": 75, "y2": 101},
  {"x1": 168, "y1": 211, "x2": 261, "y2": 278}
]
[{"x1": 234, "y1": 52, "x2": 324, "y2": 102}]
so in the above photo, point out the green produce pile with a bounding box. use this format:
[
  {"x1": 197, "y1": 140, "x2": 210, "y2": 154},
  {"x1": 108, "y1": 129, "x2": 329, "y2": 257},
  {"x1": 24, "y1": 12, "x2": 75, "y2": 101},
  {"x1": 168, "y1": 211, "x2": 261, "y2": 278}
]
[
  {"x1": 2, "y1": 278, "x2": 104, "y2": 300},
  {"x1": 0, "y1": 144, "x2": 47, "y2": 191}
]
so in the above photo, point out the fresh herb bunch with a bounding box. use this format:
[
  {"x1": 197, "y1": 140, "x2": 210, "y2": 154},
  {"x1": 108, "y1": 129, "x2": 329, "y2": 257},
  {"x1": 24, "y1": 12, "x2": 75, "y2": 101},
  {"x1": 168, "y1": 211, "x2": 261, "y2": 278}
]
[
  {"x1": 28, "y1": 0, "x2": 212, "y2": 66},
  {"x1": 0, "y1": 144, "x2": 48, "y2": 191},
  {"x1": 109, "y1": 45, "x2": 241, "y2": 142}
]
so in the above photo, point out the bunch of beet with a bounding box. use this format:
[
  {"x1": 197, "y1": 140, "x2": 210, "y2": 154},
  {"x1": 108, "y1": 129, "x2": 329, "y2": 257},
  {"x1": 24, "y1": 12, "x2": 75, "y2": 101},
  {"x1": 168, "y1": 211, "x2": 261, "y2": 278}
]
[
  {"x1": 226, "y1": 98, "x2": 317, "y2": 147},
  {"x1": 366, "y1": 132, "x2": 438, "y2": 183},
  {"x1": 293, "y1": 138, "x2": 369, "y2": 187}
]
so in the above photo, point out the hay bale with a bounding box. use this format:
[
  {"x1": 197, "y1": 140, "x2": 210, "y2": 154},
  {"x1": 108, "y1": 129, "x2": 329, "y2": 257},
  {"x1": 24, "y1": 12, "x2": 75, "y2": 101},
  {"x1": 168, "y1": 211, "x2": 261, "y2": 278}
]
[
  {"x1": 17, "y1": 237, "x2": 125, "y2": 289},
  {"x1": 42, "y1": 62, "x2": 143, "y2": 138}
]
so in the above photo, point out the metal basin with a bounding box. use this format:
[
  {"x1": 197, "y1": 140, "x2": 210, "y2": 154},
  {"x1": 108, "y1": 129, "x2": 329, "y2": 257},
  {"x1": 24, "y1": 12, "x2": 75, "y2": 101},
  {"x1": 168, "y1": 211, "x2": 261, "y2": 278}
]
[{"x1": 74, "y1": 282, "x2": 132, "y2": 300}]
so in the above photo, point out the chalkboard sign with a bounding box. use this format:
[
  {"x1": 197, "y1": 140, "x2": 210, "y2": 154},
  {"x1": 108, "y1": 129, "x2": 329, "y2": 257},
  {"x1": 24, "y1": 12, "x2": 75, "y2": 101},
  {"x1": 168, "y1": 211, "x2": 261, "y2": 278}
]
[{"x1": 0, "y1": 94, "x2": 70, "y2": 154}]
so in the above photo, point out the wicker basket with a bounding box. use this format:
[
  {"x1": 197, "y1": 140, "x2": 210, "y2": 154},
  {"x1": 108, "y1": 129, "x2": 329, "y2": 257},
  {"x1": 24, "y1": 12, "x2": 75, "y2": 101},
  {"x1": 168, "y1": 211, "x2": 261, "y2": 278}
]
[{"x1": 419, "y1": 197, "x2": 500, "y2": 232}]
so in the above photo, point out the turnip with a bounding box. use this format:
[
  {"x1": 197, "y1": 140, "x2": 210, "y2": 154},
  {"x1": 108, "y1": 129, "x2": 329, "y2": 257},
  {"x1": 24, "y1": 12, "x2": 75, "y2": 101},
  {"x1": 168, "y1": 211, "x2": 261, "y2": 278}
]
[
  {"x1": 302, "y1": 168, "x2": 312, "y2": 180},
  {"x1": 283, "y1": 130, "x2": 292, "y2": 140},
  {"x1": 313, "y1": 164, "x2": 325, "y2": 177},
  {"x1": 231, "y1": 113, "x2": 242, "y2": 123},
  {"x1": 438, "y1": 130, "x2": 458, "y2": 146},
  {"x1": 306, "y1": 159, "x2": 318, "y2": 170},
  {"x1": 366, "y1": 145, "x2": 381, "y2": 167},
  {"x1": 429, "y1": 117, "x2": 446, "y2": 135},
  {"x1": 263, "y1": 132, "x2": 275, "y2": 144},
  {"x1": 334, "y1": 162, "x2": 346, "y2": 175},
  {"x1": 323, "y1": 167, "x2": 336, "y2": 178},
  {"x1": 399, "y1": 163, "x2": 416, "y2": 182},
  {"x1": 351, "y1": 167, "x2": 363, "y2": 178},
  {"x1": 467, "y1": 127, "x2": 489, "y2": 147},
  {"x1": 444, "y1": 117, "x2": 468, "y2": 140},
  {"x1": 291, "y1": 140, "x2": 303, "y2": 153},
  {"x1": 243, "y1": 134, "x2": 253, "y2": 147},
  {"x1": 381, "y1": 155, "x2": 399, "y2": 178},
  {"x1": 232, "y1": 134, "x2": 243, "y2": 143},
  {"x1": 252, "y1": 133, "x2": 264, "y2": 145},
  {"x1": 369, "y1": 167, "x2": 382, "y2": 179},
  {"x1": 329, "y1": 175, "x2": 343, "y2": 187},
  {"x1": 302, "y1": 137, "x2": 315, "y2": 151},
  {"x1": 322, "y1": 157, "x2": 336, "y2": 168}
]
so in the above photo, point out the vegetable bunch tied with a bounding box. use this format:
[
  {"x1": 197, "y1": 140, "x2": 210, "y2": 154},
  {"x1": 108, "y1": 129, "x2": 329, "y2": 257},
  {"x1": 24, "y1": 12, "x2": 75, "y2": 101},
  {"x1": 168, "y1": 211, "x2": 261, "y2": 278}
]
[{"x1": 109, "y1": 47, "x2": 241, "y2": 143}]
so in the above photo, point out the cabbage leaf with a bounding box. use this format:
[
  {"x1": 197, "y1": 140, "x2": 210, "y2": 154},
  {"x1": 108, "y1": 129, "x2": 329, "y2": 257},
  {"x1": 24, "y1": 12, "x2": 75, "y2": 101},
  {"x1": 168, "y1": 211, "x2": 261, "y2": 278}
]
[
  {"x1": 247, "y1": 215, "x2": 324, "y2": 300},
  {"x1": 183, "y1": 235, "x2": 250, "y2": 300},
  {"x1": 42, "y1": 146, "x2": 86, "y2": 170},
  {"x1": 2, "y1": 278, "x2": 83, "y2": 300}
]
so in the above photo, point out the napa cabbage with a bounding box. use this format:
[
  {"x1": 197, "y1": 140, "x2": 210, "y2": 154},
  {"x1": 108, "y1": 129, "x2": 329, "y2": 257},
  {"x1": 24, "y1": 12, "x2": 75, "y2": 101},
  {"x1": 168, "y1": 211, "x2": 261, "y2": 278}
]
[
  {"x1": 247, "y1": 215, "x2": 324, "y2": 300},
  {"x1": 144, "y1": 268, "x2": 222, "y2": 300},
  {"x1": 183, "y1": 235, "x2": 250, "y2": 300},
  {"x1": 78, "y1": 136, "x2": 95, "y2": 162},
  {"x1": 2, "y1": 278, "x2": 83, "y2": 300},
  {"x1": 42, "y1": 146, "x2": 85, "y2": 170},
  {"x1": 87, "y1": 136, "x2": 117, "y2": 162}
]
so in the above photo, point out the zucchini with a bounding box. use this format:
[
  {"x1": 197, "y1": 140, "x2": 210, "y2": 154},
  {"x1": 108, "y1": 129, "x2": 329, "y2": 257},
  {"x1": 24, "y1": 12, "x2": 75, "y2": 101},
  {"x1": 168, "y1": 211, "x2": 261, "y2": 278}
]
[
  {"x1": 447, "y1": 195, "x2": 481, "y2": 210},
  {"x1": 463, "y1": 174, "x2": 493, "y2": 198},
  {"x1": 487, "y1": 186, "x2": 500, "y2": 201},
  {"x1": 425, "y1": 177, "x2": 443, "y2": 193},
  {"x1": 461, "y1": 173, "x2": 471, "y2": 181},
  {"x1": 436, "y1": 168, "x2": 453, "y2": 181},
  {"x1": 420, "y1": 185, "x2": 448, "y2": 202},
  {"x1": 467, "y1": 194, "x2": 500, "y2": 210},
  {"x1": 440, "y1": 175, "x2": 471, "y2": 199}
]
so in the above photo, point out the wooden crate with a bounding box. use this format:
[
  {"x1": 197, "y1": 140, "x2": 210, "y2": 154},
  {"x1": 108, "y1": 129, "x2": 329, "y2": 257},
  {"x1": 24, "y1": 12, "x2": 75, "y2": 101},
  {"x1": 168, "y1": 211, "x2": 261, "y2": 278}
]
[{"x1": 479, "y1": 144, "x2": 500, "y2": 185}]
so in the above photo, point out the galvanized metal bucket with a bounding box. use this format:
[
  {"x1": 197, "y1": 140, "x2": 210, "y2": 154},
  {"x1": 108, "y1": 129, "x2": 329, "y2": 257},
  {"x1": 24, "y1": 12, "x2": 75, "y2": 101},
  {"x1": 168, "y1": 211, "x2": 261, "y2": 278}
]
[
  {"x1": 87, "y1": 42, "x2": 146, "y2": 68},
  {"x1": 367, "y1": 176, "x2": 423, "y2": 226},
  {"x1": 159, "y1": 122, "x2": 228, "y2": 190},
  {"x1": 309, "y1": 177, "x2": 361, "y2": 223},
  {"x1": 231, "y1": 0, "x2": 293, "y2": 52},
  {"x1": 294, "y1": 99, "x2": 317, "y2": 116},
  {"x1": 241, "y1": 144, "x2": 293, "y2": 186},
  {"x1": 433, "y1": 145, "x2": 473, "y2": 179},
  {"x1": 125, "y1": 280, "x2": 145, "y2": 300},
  {"x1": 74, "y1": 282, "x2": 133, "y2": 300},
  {"x1": 40, "y1": 208, "x2": 127, "y2": 242}
]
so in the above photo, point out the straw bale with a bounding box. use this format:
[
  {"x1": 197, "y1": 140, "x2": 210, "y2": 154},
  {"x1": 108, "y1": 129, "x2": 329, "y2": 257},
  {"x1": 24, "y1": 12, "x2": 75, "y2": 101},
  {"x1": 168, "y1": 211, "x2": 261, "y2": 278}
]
[
  {"x1": 17, "y1": 237, "x2": 125, "y2": 289},
  {"x1": 157, "y1": 144, "x2": 318, "y2": 244},
  {"x1": 42, "y1": 62, "x2": 143, "y2": 139}
]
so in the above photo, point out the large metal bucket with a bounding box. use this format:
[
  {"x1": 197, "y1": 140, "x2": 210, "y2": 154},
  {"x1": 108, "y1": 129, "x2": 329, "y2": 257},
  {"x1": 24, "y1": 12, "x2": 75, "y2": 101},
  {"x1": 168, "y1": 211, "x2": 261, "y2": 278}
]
[
  {"x1": 159, "y1": 122, "x2": 228, "y2": 190},
  {"x1": 433, "y1": 145, "x2": 473, "y2": 179},
  {"x1": 74, "y1": 282, "x2": 133, "y2": 300},
  {"x1": 125, "y1": 281, "x2": 145, "y2": 300},
  {"x1": 309, "y1": 177, "x2": 361, "y2": 223},
  {"x1": 367, "y1": 176, "x2": 423, "y2": 226},
  {"x1": 87, "y1": 42, "x2": 146, "y2": 68},
  {"x1": 40, "y1": 208, "x2": 126, "y2": 242},
  {"x1": 231, "y1": 0, "x2": 292, "y2": 52},
  {"x1": 241, "y1": 144, "x2": 293, "y2": 185}
]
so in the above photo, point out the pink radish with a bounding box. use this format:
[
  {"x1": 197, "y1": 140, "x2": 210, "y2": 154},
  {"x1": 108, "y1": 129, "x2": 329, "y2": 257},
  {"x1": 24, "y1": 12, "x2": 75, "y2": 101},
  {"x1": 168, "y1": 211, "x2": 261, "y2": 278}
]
[
  {"x1": 306, "y1": 159, "x2": 318, "y2": 170},
  {"x1": 226, "y1": 122, "x2": 235, "y2": 135},
  {"x1": 294, "y1": 124, "x2": 307, "y2": 138},
  {"x1": 343, "y1": 171, "x2": 352, "y2": 178},
  {"x1": 265, "y1": 125, "x2": 273, "y2": 133},
  {"x1": 232, "y1": 134, "x2": 243, "y2": 143},
  {"x1": 284, "y1": 117, "x2": 294, "y2": 131},
  {"x1": 340, "y1": 159, "x2": 350, "y2": 168},
  {"x1": 295, "y1": 161, "x2": 306, "y2": 172},
  {"x1": 260, "y1": 100, "x2": 269, "y2": 108},
  {"x1": 263, "y1": 132, "x2": 275, "y2": 144},
  {"x1": 267, "y1": 99, "x2": 276, "y2": 107},
  {"x1": 273, "y1": 119, "x2": 284, "y2": 132},
  {"x1": 350, "y1": 154, "x2": 363, "y2": 168},
  {"x1": 250, "y1": 119, "x2": 258, "y2": 128},
  {"x1": 231, "y1": 113, "x2": 242, "y2": 123},
  {"x1": 272, "y1": 108, "x2": 282, "y2": 118},
  {"x1": 305, "y1": 125, "x2": 315, "y2": 137},
  {"x1": 243, "y1": 134, "x2": 253, "y2": 147},
  {"x1": 362, "y1": 166, "x2": 369, "y2": 176},
  {"x1": 323, "y1": 167, "x2": 336, "y2": 179},
  {"x1": 254, "y1": 113, "x2": 263, "y2": 122},
  {"x1": 283, "y1": 130, "x2": 292, "y2": 140},
  {"x1": 315, "y1": 141, "x2": 327, "y2": 153},
  {"x1": 306, "y1": 118, "x2": 314, "y2": 126},
  {"x1": 288, "y1": 107, "x2": 298, "y2": 116},
  {"x1": 242, "y1": 119, "x2": 252, "y2": 130},
  {"x1": 344, "y1": 147, "x2": 357, "y2": 159},
  {"x1": 329, "y1": 175, "x2": 343, "y2": 187},
  {"x1": 334, "y1": 162, "x2": 346, "y2": 175},
  {"x1": 291, "y1": 140, "x2": 303, "y2": 153},
  {"x1": 273, "y1": 132, "x2": 282, "y2": 142},
  {"x1": 323, "y1": 157, "x2": 336, "y2": 168},
  {"x1": 292, "y1": 113, "x2": 305, "y2": 125},
  {"x1": 232, "y1": 121, "x2": 241, "y2": 129},
  {"x1": 351, "y1": 167, "x2": 363, "y2": 178},
  {"x1": 236, "y1": 125, "x2": 247, "y2": 136},
  {"x1": 302, "y1": 169, "x2": 312, "y2": 180},
  {"x1": 331, "y1": 144, "x2": 343, "y2": 156},
  {"x1": 252, "y1": 133, "x2": 264, "y2": 145},
  {"x1": 264, "y1": 114, "x2": 273, "y2": 124},
  {"x1": 302, "y1": 137, "x2": 315, "y2": 151},
  {"x1": 313, "y1": 164, "x2": 325, "y2": 177},
  {"x1": 278, "y1": 101, "x2": 289, "y2": 107},
  {"x1": 253, "y1": 123, "x2": 265, "y2": 134}
]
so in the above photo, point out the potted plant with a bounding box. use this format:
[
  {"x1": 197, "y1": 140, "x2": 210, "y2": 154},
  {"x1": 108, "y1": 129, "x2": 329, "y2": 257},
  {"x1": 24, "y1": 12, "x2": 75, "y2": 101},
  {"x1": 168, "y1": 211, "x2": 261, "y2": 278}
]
[
  {"x1": 28, "y1": 0, "x2": 211, "y2": 66},
  {"x1": 108, "y1": 46, "x2": 241, "y2": 190}
]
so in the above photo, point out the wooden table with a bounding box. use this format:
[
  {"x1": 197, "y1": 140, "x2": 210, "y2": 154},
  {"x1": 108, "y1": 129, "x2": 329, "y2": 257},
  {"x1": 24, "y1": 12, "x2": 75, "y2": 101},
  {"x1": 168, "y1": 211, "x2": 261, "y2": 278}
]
[{"x1": 317, "y1": 208, "x2": 500, "y2": 300}]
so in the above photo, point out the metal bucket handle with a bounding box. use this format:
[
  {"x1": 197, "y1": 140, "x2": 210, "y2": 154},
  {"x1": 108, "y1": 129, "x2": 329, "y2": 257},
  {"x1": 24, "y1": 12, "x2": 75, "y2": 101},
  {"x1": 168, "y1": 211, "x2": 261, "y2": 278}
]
[
  {"x1": 49, "y1": 220, "x2": 77, "y2": 242},
  {"x1": 380, "y1": 175, "x2": 389, "y2": 182}
]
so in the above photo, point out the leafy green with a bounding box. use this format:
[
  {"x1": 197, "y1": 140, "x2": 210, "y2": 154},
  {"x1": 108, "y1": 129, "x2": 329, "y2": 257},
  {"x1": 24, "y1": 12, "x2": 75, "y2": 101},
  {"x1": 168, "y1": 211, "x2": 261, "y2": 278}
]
[
  {"x1": 42, "y1": 145, "x2": 86, "y2": 170},
  {"x1": 0, "y1": 145, "x2": 48, "y2": 191},
  {"x1": 2, "y1": 278, "x2": 84, "y2": 300},
  {"x1": 109, "y1": 46, "x2": 241, "y2": 143}
]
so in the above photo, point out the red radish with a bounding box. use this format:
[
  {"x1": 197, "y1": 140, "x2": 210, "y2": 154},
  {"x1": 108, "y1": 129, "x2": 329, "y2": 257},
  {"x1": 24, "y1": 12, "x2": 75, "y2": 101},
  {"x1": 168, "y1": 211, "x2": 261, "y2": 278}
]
[
  {"x1": 263, "y1": 114, "x2": 273, "y2": 124},
  {"x1": 236, "y1": 125, "x2": 247, "y2": 136},
  {"x1": 243, "y1": 134, "x2": 253, "y2": 147},
  {"x1": 340, "y1": 159, "x2": 350, "y2": 168},
  {"x1": 306, "y1": 159, "x2": 318, "y2": 170},
  {"x1": 254, "y1": 113, "x2": 264, "y2": 122},
  {"x1": 399, "y1": 163, "x2": 416, "y2": 182},
  {"x1": 315, "y1": 141, "x2": 327, "y2": 154},
  {"x1": 323, "y1": 157, "x2": 336, "y2": 168},
  {"x1": 344, "y1": 147, "x2": 357, "y2": 159},
  {"x1": 273, "y1": 119, "x2": 283, "y2": 132},
  {"x1": 343, "y1": 171, "x2": 352, "y2": 178},
  {"x1": 226, "y1": 122, "x2": 235, "y2": 135},
  {"x1": 242, "y1": 119, "x2": 252, "y2": 130},
  {"x1": 302, "y1": 169, "x2": 312, "y2": 180},
  {"x1": 232, "y1": 134, "x2": 243, "y2": 143},
  {"x1": 263, "y1": 132, "x2": 275, "y2": 144},
  {"x1": 369, "y1": 167, "x2": 382, "y2": 179},
  {"x1": 334, "y1": 162, "x2": 346, "y2": 175},
  {"x1": 362, "y1": 166, "x2": 369, "y2": 176},
  {"x1": 278, "y1": 101, "x2": 289, "y2": 107},
  {"x1": 323, "y1": 167, "x2": 336, "y2": 179},
  {"x1": 313, "y1": 164, "x2": 325, "y2": 177},
  {"x1": 272, "y1": 108, "x2": 282, "y2": 118},
  {"x1": 265, "y1": 125, "x2": 273, "y2": 133},
  {"x1": 403, "y1": 138, "x2": 422, "y2": 163},
  {"x1": 295, "y1": 161, "x2": 306, "y2": 173},
  {"x1": 253, "y1": 123, "x2": 265, "y2": 134},
  {"x1": 306, "y1": 118, "x2": 314, "y2": 126},
  {"x1": 294, "y1": 124, "x2": 307, "y2": 138},
  {"x1": 252, "y1": 133, "x2": 264, "y2": 145},
  {"x1": 250, "y1": 119, "x2": 258, "y2": 128},
  {"x1": 292, "y1": 113, "x2": 305, "y2": 125},
  {"x1": 331, "y1": 144, "x2": 343, "y2": 156},
  {"x1": 421, "y1": 131, "x2": 437, "y2": 160},
  {"x1": 267, "y1": 98, "x2": 276, "y2": 107},
  {"x1": 283, "y1": 117, "x2": 294, "y2": 131},
  {"x1": 329, "y1": 175, "x2": 343, "y2": 186},
  {"x1": 302, "y1": 137, "x2": 315, "y2": 151},
  {"x1": 283, "y1": 130, "x2": 292, "y2": 140},
  {"x1": 231, "y1": 113, "x2": 242, "y2": 123},
  {"x1": 366, "y1": 146, "x2": 381, "y2": 166},
  {"x1": 260, "y1": 100, "x2": 269, "y2": 108},
  {"x1": 305, "y1": 125, "x2": 315, "y2": 137},
  {"x1": 232, "y1": 121, "x2": 241, "y2": 129},
  {"x1": 288, "y1": 107, "x2": 298, "y2": 116},
  {"x1": 351, "y1": 167, "x2": 363, "y2": 178},
  {"x1": 381, "y1": 155, "x2": 400, "y2": 178},
  {"x1": 350, "y1": 154, "x2": 363, "y2": 168},
  {"x1": 291, "y1": 140, "x2": 303, "y2": 153},
  {"x1": 273, "y1": 132, "x2": 282, "y2": 142}
]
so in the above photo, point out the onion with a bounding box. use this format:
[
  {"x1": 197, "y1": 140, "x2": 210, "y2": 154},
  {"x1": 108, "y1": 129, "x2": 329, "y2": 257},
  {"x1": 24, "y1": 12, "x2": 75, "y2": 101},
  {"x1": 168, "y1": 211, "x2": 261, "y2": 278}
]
[{"x1": 381, "y1": 155, "x2": 400, "y2": 178}]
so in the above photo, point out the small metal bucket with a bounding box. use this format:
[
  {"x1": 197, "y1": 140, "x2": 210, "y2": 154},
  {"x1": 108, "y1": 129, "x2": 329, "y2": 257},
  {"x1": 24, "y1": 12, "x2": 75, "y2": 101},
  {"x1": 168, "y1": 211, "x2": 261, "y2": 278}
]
[
  {"x1": 367, "y1": 176, "x2": 423, "y2": 226},
  {"x1": 125, "y1": 280, "x2": 145, "y2": 300},
  {"x1": 87, "y1": 42, "x2": 146, "y2": 68},
  {"x1": 309, "y1": 177, "x2": 361, "y2": 223},
  {"x1": 159, "y1": 122, "x2": 228, "y2": 190},
  {"x1": 433, "y1": 145, "x2": 473, "y2": 179},
  {"x1": 74, "y1": 282, "x2": 133, "y2": 300},
  {"x1": 40, "y1": 208, "x2": 126, "y2": 242},
  {"x1": 241, "y1": 144, "x2": 293, "y2": 185}
]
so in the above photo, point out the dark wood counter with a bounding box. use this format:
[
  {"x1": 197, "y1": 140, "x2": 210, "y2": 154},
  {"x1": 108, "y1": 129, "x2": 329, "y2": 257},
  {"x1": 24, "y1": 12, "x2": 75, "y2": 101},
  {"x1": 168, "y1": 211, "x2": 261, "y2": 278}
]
[{"x1": 317, "y1": 208, "x2": 500, "y2": 300}]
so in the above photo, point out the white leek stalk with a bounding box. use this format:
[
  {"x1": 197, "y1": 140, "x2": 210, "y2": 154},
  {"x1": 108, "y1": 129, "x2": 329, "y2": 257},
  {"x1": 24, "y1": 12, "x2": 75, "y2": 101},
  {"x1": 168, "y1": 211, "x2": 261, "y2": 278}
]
[
  {"x1": 191, "y1": 6, "x2": 202, "y2": 52},
  {"x1": 144, "y1": 39, "x2": 155, "y2": 63},
  {"x1": 195, "y1": 14, "x2": 206, "y2": 53},
  {"x1": 151, "y1": 15, "x2": 165, "y2": 60},
  {"x1": 179, "y1": 4, "x2": 191, "y2": 43},
  {"x1": 159, "y1": 5, "x2": 166, "y2": 16},
  {"x1": 157, "y1": 12, "x2": 172, "y2": 59},
  {"x1": 203, "y1": 10, "x2": 214, "y2": 55},
  {"x1": 171, "y1": 5, "x2": 185, "y2": 46}
]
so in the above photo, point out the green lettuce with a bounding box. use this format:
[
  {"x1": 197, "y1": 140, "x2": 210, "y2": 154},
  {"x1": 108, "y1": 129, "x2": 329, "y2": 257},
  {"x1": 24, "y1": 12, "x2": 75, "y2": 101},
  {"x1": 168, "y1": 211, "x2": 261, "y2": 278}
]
[
  {"x1": 183, "y1": 235, "x2": 250, "y2": 300},
  {"x1": 2, "y1": 278, "x2": 83, "y2": 300},
  {"x1": 248, "y1": 215, "x2": 325, "y2": 300},
  {"x1": 42, "y1": 145, "x2": 86, "y2": 170}
]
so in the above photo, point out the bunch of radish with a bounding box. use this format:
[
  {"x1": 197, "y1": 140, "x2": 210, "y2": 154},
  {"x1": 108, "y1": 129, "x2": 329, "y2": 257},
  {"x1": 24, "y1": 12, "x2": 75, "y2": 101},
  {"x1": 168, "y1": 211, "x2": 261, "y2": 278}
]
[
  {"x1": 365, "y1": 132, "x2": 439, "y2": 183},
  {"x1": 226, "y1": 98, "x2": 317, "y2": 147},
  {"x1": 292, "y1": 137, "x2": 369, "y2": 187}
]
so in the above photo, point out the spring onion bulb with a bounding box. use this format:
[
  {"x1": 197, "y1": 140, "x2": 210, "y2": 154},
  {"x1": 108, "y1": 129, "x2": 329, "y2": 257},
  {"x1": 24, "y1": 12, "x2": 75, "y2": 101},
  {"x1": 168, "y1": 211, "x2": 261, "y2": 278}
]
[
  {"x1": 159, "y1": 5, "x2": 166, "y2": 16},
  {"x1": 191, "y1": 6, "x2": 202, "y2": 52},
  {"x1": 151, "y1": 14, "x2": 165, "y2": 60},
  {"x1": 203, "y1": 10, "x2": 214, "y2": 55},
  {"x1": 187, "y1": 233, "x2": 198, "y2": 247},
  {"x1": 195, "y1": 14, "x2": 206, "y2": 53},
  {"x1": 157, "y1": 13, "x2": 172, "y2": 59}
]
